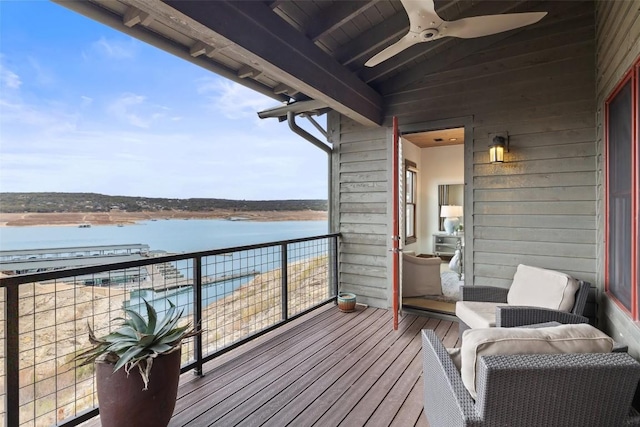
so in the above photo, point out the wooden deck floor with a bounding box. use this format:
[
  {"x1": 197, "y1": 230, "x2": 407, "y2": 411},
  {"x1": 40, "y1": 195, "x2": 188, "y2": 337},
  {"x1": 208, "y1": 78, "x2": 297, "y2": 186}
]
[{"x1": 90, "y1": 305, "x2": 460, "y2": 426}]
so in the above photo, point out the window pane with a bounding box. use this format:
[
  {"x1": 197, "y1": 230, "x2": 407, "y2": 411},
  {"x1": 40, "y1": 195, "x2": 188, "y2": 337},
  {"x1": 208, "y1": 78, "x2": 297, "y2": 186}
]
[
  {"x1": 406, "y1": 205, "x2": 415, "y2": 238},
  {"x1": 406, "y1": 170, "x2": 415, "y2": 203},
  {"x1": 608, "y1": 79, "x2": 633, "y2": 310},
  {"x1": 404, "y1": 168, "x2": 417, "y2": 240}
]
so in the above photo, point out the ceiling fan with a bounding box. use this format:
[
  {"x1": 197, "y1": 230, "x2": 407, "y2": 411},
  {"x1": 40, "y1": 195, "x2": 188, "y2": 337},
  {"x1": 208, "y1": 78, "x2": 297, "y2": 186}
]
[{"x1": 365, "y1": 0, "x2": 547, "y2": 67}]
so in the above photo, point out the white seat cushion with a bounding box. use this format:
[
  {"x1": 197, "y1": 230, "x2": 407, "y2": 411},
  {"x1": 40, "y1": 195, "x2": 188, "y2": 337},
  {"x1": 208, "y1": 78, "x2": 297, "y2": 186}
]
[
  {"x1": 507, "y1": 264, "x2": 579, "y2": 312},
  {"x1": 455, "y1": 301, "x2": 506, "y2": 328},
  {"x1": 460, "y1": 324, "x2": 614, "y2": 399}
]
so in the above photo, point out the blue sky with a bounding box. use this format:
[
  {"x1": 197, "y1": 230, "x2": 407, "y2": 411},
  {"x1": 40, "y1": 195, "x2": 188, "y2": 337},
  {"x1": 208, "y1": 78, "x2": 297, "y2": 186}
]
[{"x1": 0, "y1": 1, "x2": 328, "y2": 200}]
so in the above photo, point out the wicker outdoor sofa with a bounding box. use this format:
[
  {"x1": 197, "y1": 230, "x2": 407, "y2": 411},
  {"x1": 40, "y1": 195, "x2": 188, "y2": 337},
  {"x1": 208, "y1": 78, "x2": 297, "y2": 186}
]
[{"x1": 421, "y1": 328, "x2": 640, "y2": 427}]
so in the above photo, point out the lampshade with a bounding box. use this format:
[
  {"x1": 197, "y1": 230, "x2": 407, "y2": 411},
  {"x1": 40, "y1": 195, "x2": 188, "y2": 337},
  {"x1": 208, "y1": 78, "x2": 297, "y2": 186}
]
[
  {"x1": 440, "y1": 205, "x2": 463, "y2": 218},
  {"x1": 489, "y1": 135, "x2": 506, "y2": 163}
]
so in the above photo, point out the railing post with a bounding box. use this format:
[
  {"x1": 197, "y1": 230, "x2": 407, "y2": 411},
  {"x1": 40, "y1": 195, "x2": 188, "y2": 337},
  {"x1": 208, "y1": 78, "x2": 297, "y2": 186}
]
[
  {"x1": 331, "y1": 236, "x2": 339, "y2": 298},
  {"x1": 6, "y1": 285, "x2": 19, "y2": 427},
  {"x1": 192, "y1": 257, "x2": 203, "y2": 377},
  {"x1": 281, "y1": 243, "x2": 288, "y2": 321}
]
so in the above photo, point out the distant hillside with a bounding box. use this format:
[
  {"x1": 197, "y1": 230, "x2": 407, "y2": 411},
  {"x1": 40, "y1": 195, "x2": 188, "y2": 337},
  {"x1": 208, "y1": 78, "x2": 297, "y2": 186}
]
[{"x1": 0, "y1": 193, "x2": 327, "y2": 213}]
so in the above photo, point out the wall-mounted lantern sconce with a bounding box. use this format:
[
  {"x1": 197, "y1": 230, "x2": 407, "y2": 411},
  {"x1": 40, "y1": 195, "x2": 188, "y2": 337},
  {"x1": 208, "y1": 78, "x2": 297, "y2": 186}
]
[{"x1": 489, "y1": 134, "x2": 509, "y2": 163}]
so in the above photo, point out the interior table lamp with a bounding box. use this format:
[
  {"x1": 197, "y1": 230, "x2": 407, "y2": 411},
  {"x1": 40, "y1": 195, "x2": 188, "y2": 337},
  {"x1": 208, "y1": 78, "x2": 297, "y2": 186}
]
[{"x1": 440, "y1": 205, "x2": 463, "y2": 235}]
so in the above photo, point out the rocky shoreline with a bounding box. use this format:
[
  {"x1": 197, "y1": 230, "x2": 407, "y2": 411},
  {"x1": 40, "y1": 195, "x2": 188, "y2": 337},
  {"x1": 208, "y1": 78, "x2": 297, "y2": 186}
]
[{"x1": 0, "y1": 210, "x2": 327, "y2": 227}]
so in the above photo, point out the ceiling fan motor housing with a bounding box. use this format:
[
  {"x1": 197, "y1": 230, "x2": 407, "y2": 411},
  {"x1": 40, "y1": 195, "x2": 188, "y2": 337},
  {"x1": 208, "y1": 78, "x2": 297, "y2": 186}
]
[{"x1": 421, "y1": 28, "x2": 439, "y2": 40}]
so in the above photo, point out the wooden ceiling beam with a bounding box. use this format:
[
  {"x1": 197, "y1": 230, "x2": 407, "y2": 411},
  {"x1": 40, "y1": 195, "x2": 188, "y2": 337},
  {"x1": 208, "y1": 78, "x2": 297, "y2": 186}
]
[
  {"x1": 237, "y1": 65, "x2": 262, "y2": 79},
  {"x1": 360, "y1": 38, "x2": 456, "y2": 83},
  {"x1": 163, "y1": 0, "x2": 383, "y2": 126},
  {"x1": 273, "y1": 83, "x2": 298, "y2": 96},
  {"x1": 305, "y1": 1, "x2": 379, "y2": 42},
  {"x1": 334, "y1": 10, "x2": 409, "y2": 68},
  {"x1": 378, "y1": 34, "x2": 510, "y2": 94},
  {"x1": 267, "y1": 0, "x2": 288, "y2": 11},
  {"x1": 189, "y1": 41, "x2": 216, "y2": 58},
  {"x1": 123, "y1": 6, "x2": 152, "y2": 28}
]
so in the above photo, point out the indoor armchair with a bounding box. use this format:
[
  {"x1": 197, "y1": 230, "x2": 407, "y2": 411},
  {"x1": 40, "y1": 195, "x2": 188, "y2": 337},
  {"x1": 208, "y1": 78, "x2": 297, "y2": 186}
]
[{"x1": 402, "y1": 253, "x2": 442, "y2": 297}]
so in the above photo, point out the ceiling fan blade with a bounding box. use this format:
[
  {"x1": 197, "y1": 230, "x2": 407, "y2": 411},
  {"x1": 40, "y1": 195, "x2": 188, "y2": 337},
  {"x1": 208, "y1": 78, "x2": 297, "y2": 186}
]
[
  {"x1": 401, "y1": 0, "x2": 436, "y2": 16},
  {"x1": 401, "y1": 0, "x2": 443, "y2": 31},
  {"x1": 365, "y1": 33, "x2": 421, "y2": 67},
  {"x1": 365, "y1": 0, "x2": 444, "y2": 67},
  {"x1": 444, "y1": 12, "x2": 547, "y2": 39}
]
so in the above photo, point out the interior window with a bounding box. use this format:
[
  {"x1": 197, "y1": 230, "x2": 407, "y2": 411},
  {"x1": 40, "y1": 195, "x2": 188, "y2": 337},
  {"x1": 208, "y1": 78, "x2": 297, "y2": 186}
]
[{"x1": 405, "y1": 161, "x2": 417, "y2": 244}]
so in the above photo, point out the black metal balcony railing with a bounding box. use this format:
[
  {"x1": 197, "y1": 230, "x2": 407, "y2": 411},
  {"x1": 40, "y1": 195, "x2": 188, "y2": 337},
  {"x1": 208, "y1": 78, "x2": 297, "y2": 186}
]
[{"x1": 0, "y1": 233, "x2": 339, "y2": 427}]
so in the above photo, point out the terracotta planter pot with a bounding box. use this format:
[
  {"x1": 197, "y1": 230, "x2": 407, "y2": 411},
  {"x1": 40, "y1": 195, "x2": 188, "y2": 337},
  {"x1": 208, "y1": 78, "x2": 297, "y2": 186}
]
[{"x1": 96, "y1": 348, "x2": 181, "y2": 427}]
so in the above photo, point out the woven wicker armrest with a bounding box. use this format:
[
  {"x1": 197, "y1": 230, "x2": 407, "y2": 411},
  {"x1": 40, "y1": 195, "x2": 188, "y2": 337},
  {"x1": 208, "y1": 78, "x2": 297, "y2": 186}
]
[
  {"x1": 495, "y1": 306, "x2": 589, "y2": 327},
  {"x1": 571, "y1": 280, "x2": 591, "y2": 315},
  {"x1": 461, "y1": 286, "x2": 509, "y2": 303},
  {"x1": 421, "y1": 330, "x2": 480, "y2": 426},
  {"x1": 625, "y1": 410, "x2": 640, "y2": 427},
  {"x1": 475, "y1": 353, "x2": 640, "y2": 427}
]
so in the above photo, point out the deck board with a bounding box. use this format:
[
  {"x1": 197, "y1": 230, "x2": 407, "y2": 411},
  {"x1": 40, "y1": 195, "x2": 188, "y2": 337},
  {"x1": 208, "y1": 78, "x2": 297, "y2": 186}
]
[
  {"x1": 311, "y1": 315, "x2": 431, "y2": 426},
  {"x1": 388, "y1": 376, "x2": 425, "y2": 427},
  {"x1": 172, "y1": 305, "x2": 377, "y2": 425},
  {"x1": 86, "y1": 305, "x2": 458, "y2": 427},
  {"x1": 338, "y1": 319, "x2": 430, "y2": 426},
  {"x1": 256, "y1": 313, "x2": 417, "y2": 427},
  {"x1": 208, "y1": 309, "x2": 390, "y2": 426}
]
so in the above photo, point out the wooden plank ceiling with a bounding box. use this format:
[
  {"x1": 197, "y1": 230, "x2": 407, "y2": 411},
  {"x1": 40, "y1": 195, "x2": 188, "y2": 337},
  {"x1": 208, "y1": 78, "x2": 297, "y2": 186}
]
[{"x1": 54, "y1": 0, "x2": 552, "y2": 127}]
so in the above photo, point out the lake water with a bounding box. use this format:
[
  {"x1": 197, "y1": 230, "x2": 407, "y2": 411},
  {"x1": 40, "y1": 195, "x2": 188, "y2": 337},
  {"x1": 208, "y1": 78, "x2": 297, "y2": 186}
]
[
  {"x1": 0, "y1": 219, "x2": 329, "y2": 314},
  {"x1": 0, "y1": 219, "x2": 328, "y2": 252}
]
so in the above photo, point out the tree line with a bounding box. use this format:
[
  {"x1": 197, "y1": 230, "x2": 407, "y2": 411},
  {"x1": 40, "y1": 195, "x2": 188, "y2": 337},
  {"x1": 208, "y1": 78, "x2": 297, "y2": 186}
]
[{"x1": 0, "y1": 192, "x2": 327, "y2": 213}]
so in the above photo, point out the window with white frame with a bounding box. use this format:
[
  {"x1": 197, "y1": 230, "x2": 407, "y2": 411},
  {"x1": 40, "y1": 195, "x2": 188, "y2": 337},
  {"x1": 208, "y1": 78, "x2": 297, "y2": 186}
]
[{"x1": 405, "y1": 161, "x2": 417, "y2": 244}]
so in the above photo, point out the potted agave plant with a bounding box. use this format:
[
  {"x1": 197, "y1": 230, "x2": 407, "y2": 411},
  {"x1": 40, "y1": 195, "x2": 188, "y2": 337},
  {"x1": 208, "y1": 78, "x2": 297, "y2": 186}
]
[{"x1": 75, "y1": 299, "x2": 199, "y2": 427}]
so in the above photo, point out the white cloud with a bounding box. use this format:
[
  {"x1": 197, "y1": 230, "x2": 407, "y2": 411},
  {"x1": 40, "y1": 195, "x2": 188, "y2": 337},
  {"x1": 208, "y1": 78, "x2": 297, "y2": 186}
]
[
  {"x1": 0, "y1": 61, "x2": 21, "y2": 89},
  {"x1": 0, "y1": 98, "x2": 78, "y2": 134},
  {"x1": 80, "y1": 96, "x2": 93, "y2": 107},
  {"x1": 106, "y1": 93, "x2": 168, "y2": 128},
  {"x1": 197, "y1": 78, "x2": 280, "y2": 121},
  {"x1": 0, "y1": 114, "x2": 328, "y2": 199},
  {"x1": 27, "y1": 57, "x2": 54, "y2": 86},
  {"x1": 91, "y1": 36, "x2": 138, "y2": 60}
]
